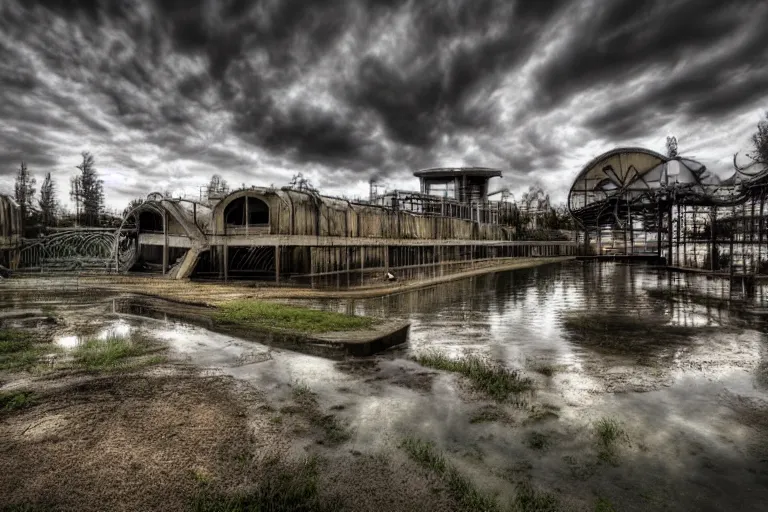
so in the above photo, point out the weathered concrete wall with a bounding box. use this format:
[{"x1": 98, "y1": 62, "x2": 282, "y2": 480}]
[{"x1": 210, "y1": 188, "x2": 515, "y2": 241}]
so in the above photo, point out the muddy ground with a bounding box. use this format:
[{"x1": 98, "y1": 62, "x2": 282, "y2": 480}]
[
  {"x1": 1, "y1": 363, "x2": 462, "y2": 512},
  {"x1": 3, "y1": 262, "x2": 768, "y2": 512}
]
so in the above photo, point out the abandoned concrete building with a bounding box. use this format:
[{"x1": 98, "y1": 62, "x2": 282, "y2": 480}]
[{"x1": 117, "y1": 168, "x2": 576, "y2": 285}]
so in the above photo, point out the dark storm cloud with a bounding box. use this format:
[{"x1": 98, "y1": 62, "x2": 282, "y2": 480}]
[
  {"x1": 1, "y1": 0, "x2": 767, "y2": 207},
  {"x1": 537, "y1": 0, "x2": 768, "y2": 138},
  {"x1": 351, "y1": 0, "x2": 571, "y2": 148}
]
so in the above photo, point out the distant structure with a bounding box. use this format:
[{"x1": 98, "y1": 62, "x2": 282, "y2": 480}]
[
  {"x1": 568, "y1": 147, "x2": 768, "y2": 273},
  {"x1": 414, "y1": 167, "x2": 502, "y2": 203},
  {"x1": 112, "y1": 167, "x2": 576, "y2": 284},
  {"x1": 0, "y1": 194, "x2": 22, "y2": 270}
]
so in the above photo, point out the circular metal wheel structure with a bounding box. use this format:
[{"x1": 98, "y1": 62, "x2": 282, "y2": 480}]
[{"x1": 567, "y1": 147, "x2": 715, "y2": 229}]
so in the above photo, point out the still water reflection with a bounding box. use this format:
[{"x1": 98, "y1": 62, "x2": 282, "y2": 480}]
[{"x1": 309, "y1": 261, "x2": 767, "y2": 369}]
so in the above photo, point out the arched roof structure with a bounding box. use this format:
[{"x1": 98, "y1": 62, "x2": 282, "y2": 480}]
[{"x1": 567, "y1": 147, "x2": 728, "y2": 227}]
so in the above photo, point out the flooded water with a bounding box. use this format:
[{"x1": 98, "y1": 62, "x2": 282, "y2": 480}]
[{"x1": 2, "y1": 261, "x2": 767, "y2": 511}]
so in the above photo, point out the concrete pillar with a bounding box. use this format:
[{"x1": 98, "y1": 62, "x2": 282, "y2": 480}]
[
  {"x1": 162, "y1": 210, "x2": 168, "y2": 275},
  {"x1": 384, "y1": 245, "x2": 389, "y2": 274},
  {"x1": 360, "y1": 246, "x2": 365, "y2": 286},
  {"x1": 245, "y1": 195, "x2": 249, "y2": 237},
  {"x1": 275, "y1": 245, "x2": 280, "y2": 284},
  {"x1": 345, "y1": 246, "x2": 351, "y2": 288},
  {"x1": 223, "y1": 240, "x2": 229, "y2": 282}
]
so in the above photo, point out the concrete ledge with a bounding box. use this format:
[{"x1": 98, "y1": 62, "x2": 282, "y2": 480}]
[{"x1": 111, "y1": 296, "x2": 410, "y2": 358}]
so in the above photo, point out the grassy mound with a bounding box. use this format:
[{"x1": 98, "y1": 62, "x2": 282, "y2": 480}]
[{"x1": 214, "y1": 300, "x2": 376, "y2": 334}]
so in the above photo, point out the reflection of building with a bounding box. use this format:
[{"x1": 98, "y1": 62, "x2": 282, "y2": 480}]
[
  {"x1": 0, "y1": 195, "x2": 22, "y2": 269},
  {"x1": 118, "y1": 173, "x2": 577, "y2": 284}
]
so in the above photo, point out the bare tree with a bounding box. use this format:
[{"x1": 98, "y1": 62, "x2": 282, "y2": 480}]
[
  {"x1": 13, "y1": 161, "x2": 36, "y2": 233},
  {"x1": 666, "y1": 136, "x2": 679, "y2": 158},
  {"x1": 206, "y1": 174, "x2": 229, "y2": 198},
  {"x1": 288, "y1": 172, "x2": 318, "y2": 193},
  {"x1": 521, "y1": 185, "x2": 550, "y2": 211},
  {"x1": 38, "y1": 172, "x2": 56, "y2": 227}
]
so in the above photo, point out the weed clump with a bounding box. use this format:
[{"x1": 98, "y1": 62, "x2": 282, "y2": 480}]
[
  {"x1": 214, "y1": 300, "x2": 376, "y2": 334},
  {"x1": 469, "y1": 405, "x2": 505, "y2": 424},
  {"x1": 414, "y1": 350, "x2": 533, "y2": 401},
  {"x1": 400, "y1": 437, "x2": 499, "y2": 511},
  {"x1": 0, "y1": 390, "x2": 37, "y2": 412},
  {"x1": 192, "y1": 454, "x2": 339, "y2": 512},
  {"x1": 0, "y1": 329, "x2": 60, "y2": 372},
  {"x1": 594, "y1": 417, "x2": 628, "y2": 464},
  {"x1": 288, "y1": 381, "x2": 350, "y2": 444},
  {"x1": 72, "y1": 333, "x2": 162, "y2": 371},
  {"x1": 514, "y1": 481, "x2": 559, "y2": 511}
]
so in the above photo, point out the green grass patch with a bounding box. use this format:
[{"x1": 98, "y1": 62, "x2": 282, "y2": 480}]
[
  {"x1": 594, "y1": 417, "x2": 628, "y2": 464},
  {"x1": 414, "y1": 350, "x2": 533, "y2": 402},
  {"x1": 400, "y1": 437, "x2": 499, "y2": 512},
  {"x1": 469, "y1": 405, "x2": 505, "y2": 424},
  {"x1": 514, "y1": 481, "x2": 560, "y2": 512},
  {"x1": 214, "y1": 300, "x2": 376, "y2": 334},
  {"x1": 0, "y1": 390, "x2": 37, "y2": 412},
  {"x1": 192, "y1": 454, "x2": 339, "y2": 512},
  {"x1": 71, "y1": 333, "x2": 163, "y2": 371},
  {"x1": 595, "y1": 497, "x2": 617, "y2": 512},
  {"x1": 0, "y1": 344, "x2": 60, "y2": 372},
  {"x1": 0, "y1": 329, "x2": 35, "y2": 354}
]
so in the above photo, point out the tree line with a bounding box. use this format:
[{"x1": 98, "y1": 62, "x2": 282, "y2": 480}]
[
  {"x1": 12, "y1": 151, "x2": 107, "y2": 236},
  {"x1": 10, "y1": 112, "x2": 767, "y2": 238}
]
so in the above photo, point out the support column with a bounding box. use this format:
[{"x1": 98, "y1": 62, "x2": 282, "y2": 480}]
[
  {"x1": 223, "y1": 239, "x2": 229, "y2": 282},
  {"x1": 676, "y1": 204, "x2": 681, "y2": 266},
  {"x1": 710, "y1": 207, "x2": 717, "y2": 272},
  {"x1": 667, "y1": 203, "x2": 673, "y2": 266},
  {"x1": 275, "y1": 244, "x2": 280, "y2": 284},
  {"x1": 245, "y1": 195, "x2": 249, "y2": 237},
  {"x1": 657, "y1": 203, "x2": 662, "y2": 258},
  {"x1": 346, "y1": 246, "x2": 351, "y2": 288},
  {"x1": 360, "y1": 246, "x2": 365, "y2": 286},
  {"x1": 162, "y1": 210, "x2": 168, "y2": 275},
  {"x1": 433, "y1": 244, "x2": 438, "y2": 278},
  {"x1": 759, "y1": 194, "x2": 765, "y2": 273}
]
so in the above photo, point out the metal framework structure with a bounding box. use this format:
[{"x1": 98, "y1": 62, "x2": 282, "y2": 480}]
[
  {"x1": 18, "y1": 228, "x2": 137, "y2": 272},
  {"x1": 568, "y1": 147, "x2": 768, "y2": 274}
]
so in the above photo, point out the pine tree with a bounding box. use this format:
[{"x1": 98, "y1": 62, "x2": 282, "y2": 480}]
[
  {"x1": 39, "y1": 172, "x2": 56, "y2": 227},
  {"x1": 71, "y1": 152, "x2": 104, "y2": 226},
  {"x1": 13, "y1": 161, "x2": 36, "y2": 234}
]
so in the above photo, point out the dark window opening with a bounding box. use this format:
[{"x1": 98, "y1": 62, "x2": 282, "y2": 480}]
[
  {"x1": 138, "y1": 211, "x2": 163, "y2": 232},
  {"x1": 224, "y1": 196, "x2": 269, "y2": 226}
]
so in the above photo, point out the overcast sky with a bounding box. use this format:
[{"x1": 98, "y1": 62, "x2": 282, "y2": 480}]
[{"x1": 1, "y1": 0, "x2": 767, "y2": 211}]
